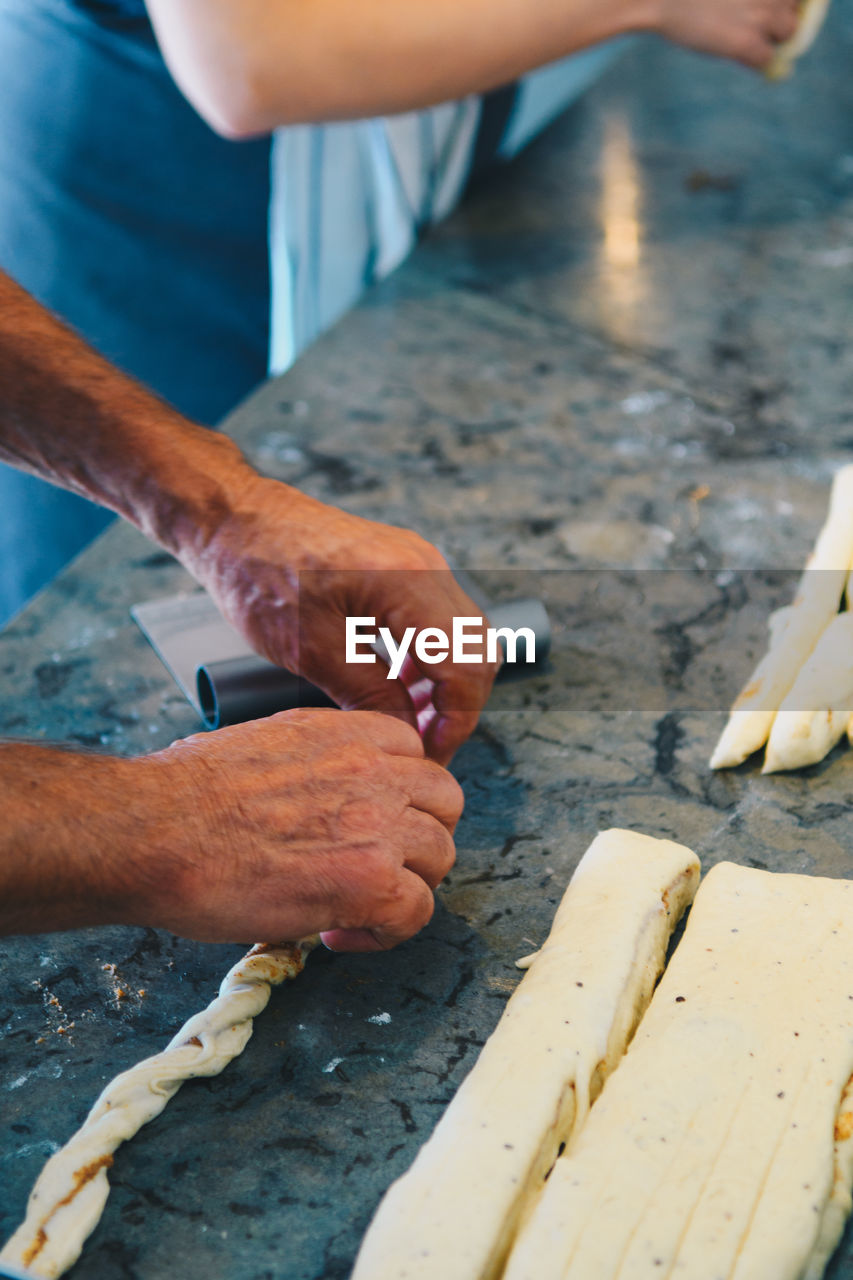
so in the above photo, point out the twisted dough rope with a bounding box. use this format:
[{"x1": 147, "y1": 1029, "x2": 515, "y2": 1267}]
[{"x1": 1, "y1": 938, "x2": 318, "y2": 1279}]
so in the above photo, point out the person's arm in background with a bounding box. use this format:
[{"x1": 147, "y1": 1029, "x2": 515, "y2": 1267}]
[
  {"x1": 144, "y1": 0, "x2": 799, "y2": 137},
  {"x1": 0, "y1": 270, "x2": 497, "y2": 765},
  {"x1": 0, "y1": 709, "x2": 462, "y2": 950}
]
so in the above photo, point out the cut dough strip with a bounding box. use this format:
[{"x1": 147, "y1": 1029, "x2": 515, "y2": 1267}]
[
  {"x1": 0, "y1": 939, "x2": 316, "y2": 1279},
  {"x1": 762, "y1": 609, "x2": 853, "y2": 772},
  {"x1": 766, "y1": 0, "x2": 831, "y2": 80},
  {"x1": 352, "y1": 829, "x2": 700, "y2": 1280},
  {"x1": 503, "y1": 862, "x2": 853, "y2": 1280},
  {"x1": 711, "y1": 465, "x2": 853, "y2": 769}
]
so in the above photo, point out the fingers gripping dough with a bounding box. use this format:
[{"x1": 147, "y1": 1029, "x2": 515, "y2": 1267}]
[
  {"x1": 766, "y1": 0, "x2": 831, "y2": 80},
  {"x1": 503, "y1": 863, "x2": 853, "y2": 1280},
  {"x1": 0, "y1": 940, "x2": 316, "y2": 1279},
  {"x1": 352, "y1": 830, "x2": 700, "y2": 1280},
  {"x1": 711, "y1": 465, "x2": 853, "y2": 769}
]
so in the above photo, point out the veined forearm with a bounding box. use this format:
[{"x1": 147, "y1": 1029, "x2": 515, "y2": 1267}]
[
  {"x1": 0, "y1": 271, "x2": 252, "y2": 560},
  {"x1": 146, "y1": 0, "x2": 657, "y2": 135},
  {"x1": 0, "y1": 745, "x2": 147, "y2": 935}
]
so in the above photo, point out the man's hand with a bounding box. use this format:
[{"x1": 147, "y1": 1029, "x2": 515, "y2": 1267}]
[
  {"x1": 181, "y1": 465, "x2": 499, "y2": 765},
  {"x1": 0, "y1": 711, "x2": 464, "y2": 949},
  {"x1": 656, "y1": 0, "x2": 799, "y2": 70},
  {"x1": 0, "y1": 270, "x2": 496, "y2": 761}
]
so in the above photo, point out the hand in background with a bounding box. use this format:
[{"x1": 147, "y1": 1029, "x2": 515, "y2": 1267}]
[{"x1": 656, "y1": 0, "x2": 799, "y2": 70}]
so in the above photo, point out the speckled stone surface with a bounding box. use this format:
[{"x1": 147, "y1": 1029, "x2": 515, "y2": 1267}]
[{"x1": 4, "y1": 15, "x2": 853, "y2": 1280}]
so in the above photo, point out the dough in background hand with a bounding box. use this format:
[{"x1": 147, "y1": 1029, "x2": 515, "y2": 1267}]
[
  {"x1": 352, "y1": 830, "x2": 700, "y2": 1280},
  {"x1": 504, "y1": 862, "x2": 853, "y2": 1280},
  {"x1": 711, "y1": 465, "x2": 853, "y2": 770},
  {"x1": 763, "y1": 610, "x2": 853, "y2": 772},
  {"x1": 766, "y1": 0, "x2": 831, "y2": 79}
]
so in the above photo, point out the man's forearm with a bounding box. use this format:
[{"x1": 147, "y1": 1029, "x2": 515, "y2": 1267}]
[
  {"x1": 0, "y1": 273, "x2": 497, "y2": 763},
  {"x1": 0, "y1": 271, "x2": 251, "y2": 561},
  {"x1": 0, "y1": 744, "x2": 153, "y2": 935}
]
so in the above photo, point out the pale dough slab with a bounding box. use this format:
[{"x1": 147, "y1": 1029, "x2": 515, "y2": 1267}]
[
  {"x1": 352, "y1": 829, "x2": 700, "y2": 1280},
  {"x1": 763, "y1": 610, "x2": 853, "y2": 772},
  {"x1": 504, "y1": 862, "x2": 853, "y2": 1280},
  {"x1": 711, "y1": 465, "x2": 853, "y2": 769}
]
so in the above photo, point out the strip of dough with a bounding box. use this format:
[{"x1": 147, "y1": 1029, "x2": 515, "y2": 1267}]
[
  {"x1": 0, "y1": 939, "x2": 316, "y2": 1279},
  {"x1": 711, "y1": 465, "x2": 853, "y2": 769},
  {"x1": 503, "y1": 862, "x2": 853, "y2": 1280},
  {"x1": 762, "y1": 609, "x2": 853, "y2": 772},
  {"x1": 352, "y1": 829, "x2": 700, "y2": 1280},
  {"x1": 766, "y1": 0, "x2": 831, "y2": 79}
]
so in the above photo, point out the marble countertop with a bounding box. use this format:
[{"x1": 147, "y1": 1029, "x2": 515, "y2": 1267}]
[{"x1": 4, "y1": 15, "x2": 853, "y2": 1280}]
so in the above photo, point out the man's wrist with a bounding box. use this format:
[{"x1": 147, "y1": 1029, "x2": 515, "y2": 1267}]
[
  {"x1": 0, "y1": 747, "x2": 151, "y2": 935},
  {"x1": 172, "y1": 462, "x2": 332, "y2": 591},
  {"x1": 117, "y1": 413, "x2": 254, "y2": 564}
]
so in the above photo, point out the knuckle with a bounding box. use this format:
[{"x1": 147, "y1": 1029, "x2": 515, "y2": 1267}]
[
  {"x1": 434, "y1": 828, "x2": 457, "y2": 880},
  {"x1": 330, "y1": 845, "x2": 394, "y2": 918},
  {"x1": 422, "y1": 760, "x2": 464, "y2": 816},
  {"x1": 445, "y1": 775, "x2": 465, "y2": 821},
  {"x1": 345, "y1": 737, "x2": 399, "y2": 783},
  {"x1": 400, "y1": 532, "x2": 445, "y2": 573},
  {"x1": 286, "y1": 706, "x2": 329, "y2": 729},
  {"x1": 389, "y1": 720, "x2": 425, "y2": 757},
  {"x1": 337, "y1": 796, "x2": 395, "y2": 844},
  {"x1": 361, "y1": 711, "x2": 424, "y2": 759},
  {"x1": 404, "y1": 528, "x2": 438, "y2": 557},
  {"x1": 357, "y1": 846, "x2": 393, "y2": 885},
  {"x1": 341, "y1": 742, "x2": 383, "y2": 781},
  {"x1": 420, "y1": 827, "x2": 456, "y2": 887},
  {"x1": 268, "y1": 705, "x2": 334, "y2": 741},
  {"x1": 373, "y1": 879, "x2": 434, "y2": 946}
]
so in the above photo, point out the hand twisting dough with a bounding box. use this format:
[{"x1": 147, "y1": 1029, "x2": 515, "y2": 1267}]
[{"x1": 0, "y1": 939, "x2": 316, "y2": 1279}]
